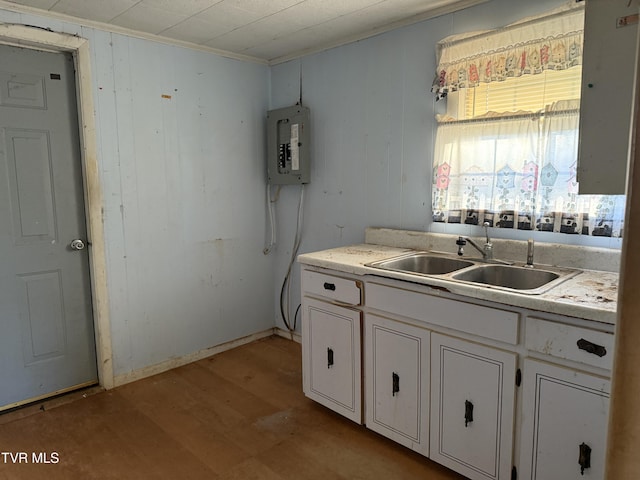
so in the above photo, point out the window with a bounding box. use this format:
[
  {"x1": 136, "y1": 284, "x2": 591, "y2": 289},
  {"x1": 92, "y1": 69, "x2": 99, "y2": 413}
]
[{"x1": 431, "y1": 5, "x2": 625, "y2": 238}]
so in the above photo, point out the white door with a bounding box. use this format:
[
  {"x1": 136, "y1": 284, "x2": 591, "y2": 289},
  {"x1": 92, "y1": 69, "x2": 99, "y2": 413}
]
[
  {"x1": 430, "y1": 333, "x2": 516, "y2": 480},
  {"x1": 365, "y1": 314, "x2": 430, "y2": 456},
  {"x1": 0, "y1": 44, "x2": 97, "y2": 410},
  {"x1": 519, "y1": 359, "x2": 610, "y2": 480},
  {"x1": 302, "y1": 297, "x2": 362, "y2": 423}
]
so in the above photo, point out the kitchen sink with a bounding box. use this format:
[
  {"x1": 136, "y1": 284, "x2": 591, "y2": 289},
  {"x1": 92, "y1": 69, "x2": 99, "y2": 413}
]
[
  {"x1": 367, "y1": 252, "x2": 474, "y2": 275},
  {"x1": 366, "y1": 251, "x2": 581, "y2": 294},
  {"x1": 451, "y1": 264, "x2": 579, "y2": 294}
]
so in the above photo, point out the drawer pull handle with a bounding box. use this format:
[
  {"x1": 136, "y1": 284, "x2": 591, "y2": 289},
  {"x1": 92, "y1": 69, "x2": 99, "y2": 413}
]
[
  {"x1": 392, "y1": 372, "x2": 400, "y2": 396},
  {"x1": 464, "y1": 400, "x2": 474, "y2": 427},
  {"x1": 579, "y1": 442, "x2": 591, "y2": 475},
  {"x1": 323, "y1": 282, "x2": 336, "y2": 291},
  {"x1": 327, "y1": 347, "x2": 334, "y2": 368},
  {"x1": 577, "y1": 338, "x2": 607, "y2": 357}
]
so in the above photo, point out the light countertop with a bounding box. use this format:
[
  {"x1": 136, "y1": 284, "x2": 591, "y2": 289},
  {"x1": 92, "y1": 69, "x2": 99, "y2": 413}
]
[{"x1": 298, "y1": 243, "x2": 618, "y2": 326}]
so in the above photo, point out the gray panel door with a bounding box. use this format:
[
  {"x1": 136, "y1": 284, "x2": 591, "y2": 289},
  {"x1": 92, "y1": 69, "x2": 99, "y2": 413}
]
[{"x1": 0, "y1": 44, "x2": 97, "y2": 410}]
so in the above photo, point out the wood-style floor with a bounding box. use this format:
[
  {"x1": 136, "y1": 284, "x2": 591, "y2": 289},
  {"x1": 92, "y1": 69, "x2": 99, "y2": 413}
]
[{"x1": 0, "y1": 336, "x2": 464, "y2": 479}]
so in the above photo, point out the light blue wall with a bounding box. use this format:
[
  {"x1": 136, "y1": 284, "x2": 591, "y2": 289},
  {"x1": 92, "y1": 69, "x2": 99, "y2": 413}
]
[
  {"x1": 0, "y1": 8, "x2": 272, "y2": 378},
  {"x1": 0, "y1": 0, "x2": 623, "y2": 374},
  {"x1": 92, "y1": 35, "x2": 272, "y2": 377},
  {"x1": 269, "y1": 0, "x2": 617, "y2": 333}
]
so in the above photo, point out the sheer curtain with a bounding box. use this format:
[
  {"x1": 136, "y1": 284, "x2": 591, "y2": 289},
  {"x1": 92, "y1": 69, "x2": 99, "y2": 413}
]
[
  {"x1": 433, "y1": 115, "x2": 539, "y2": 227},
  {"x1": 433, "y1": 102, "x2": 625, "y2": 236}
]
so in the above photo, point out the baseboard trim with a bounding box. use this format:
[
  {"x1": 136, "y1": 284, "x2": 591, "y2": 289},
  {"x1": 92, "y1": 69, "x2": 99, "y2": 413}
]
[
  {"x1": 113, "y1": 328, "x2": 276, "y2": 387},
  {"x1": 274, "y1": 327, "x2": 302, "y2": 344}
]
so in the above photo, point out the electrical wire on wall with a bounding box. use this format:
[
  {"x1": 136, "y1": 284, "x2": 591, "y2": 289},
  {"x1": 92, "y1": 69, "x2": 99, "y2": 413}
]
[
  {"x1": 262, "y1": 183, "x2": 305, "y2": 338},
  {"x1": 268, "y1": 59, "x2": 307, "y2": 339},
  {"x1": 263, "y1": 183, "x2": 281, "y2": 255},
  {"x1": 280, "y1": 184, "x2": 305, "y2": 338}
]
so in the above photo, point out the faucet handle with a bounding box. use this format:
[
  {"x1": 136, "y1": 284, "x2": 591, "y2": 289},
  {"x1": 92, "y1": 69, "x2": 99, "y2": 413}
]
[{"x1": 456, "y1": 236, "x2": 466, "y2": 256}]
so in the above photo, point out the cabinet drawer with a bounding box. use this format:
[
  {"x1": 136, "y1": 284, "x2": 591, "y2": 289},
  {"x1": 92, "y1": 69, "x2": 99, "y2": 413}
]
[
  {"x1": 525, "y1": 317, "x2": 614, "y2": 370},
  {"x1": 367, "y1": 282, "x2": 519, "y2": 345},
  {"x1": 302, "y1": 269, "x2": 362, "y2": 306}
]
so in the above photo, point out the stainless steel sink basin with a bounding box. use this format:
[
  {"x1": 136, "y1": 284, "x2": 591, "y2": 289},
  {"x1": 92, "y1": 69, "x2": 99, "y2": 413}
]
[
  {"x1": 451, "y1": 264, "x2": 578, "y2": 294},
  {"x1": 367, "y1": 252, "x2": 474, "y2": 275},
  {"x1": 366, "y1": 251, "x2": 581, "y2": 294}
]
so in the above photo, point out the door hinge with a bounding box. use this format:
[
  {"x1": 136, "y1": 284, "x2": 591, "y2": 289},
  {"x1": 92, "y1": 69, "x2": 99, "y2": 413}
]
[
  {"x1": 512, "y1": 466, "x2": 517, "y2": 480},
  {"x1": 516, "y1": 368, "x2": 522, "y2": 387}
]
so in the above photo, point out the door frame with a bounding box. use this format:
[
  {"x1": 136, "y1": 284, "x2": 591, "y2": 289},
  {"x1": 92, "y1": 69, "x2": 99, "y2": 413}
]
[{"x1": 0, "y1": 24, "x2": 114, "y2": 390}]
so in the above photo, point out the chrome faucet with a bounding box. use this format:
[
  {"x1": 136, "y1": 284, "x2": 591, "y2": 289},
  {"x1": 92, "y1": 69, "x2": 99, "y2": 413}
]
[
  {"x1": 526, "y1": 238, "x2": 535, "y2": 267},
  {"x1": 456, "y1": 222, "x2": 494, "y2": 261}
]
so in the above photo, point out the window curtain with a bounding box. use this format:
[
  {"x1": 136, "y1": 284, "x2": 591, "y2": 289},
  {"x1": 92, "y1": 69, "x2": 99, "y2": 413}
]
[
  {"x1": 430, "y1": 3, "x2": 625, "y2": 237},
  {"x1": 431, "y1": 3, "x2": 585, "y2": 99},
  {"x1": 432, "y1": 114, "x2": 540, "y2": 228}
]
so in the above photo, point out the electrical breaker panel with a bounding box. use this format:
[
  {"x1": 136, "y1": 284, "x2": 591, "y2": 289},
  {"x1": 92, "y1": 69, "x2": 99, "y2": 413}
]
[{"x1": 267, "y1": 105, "x2": 310, "y2": 185}]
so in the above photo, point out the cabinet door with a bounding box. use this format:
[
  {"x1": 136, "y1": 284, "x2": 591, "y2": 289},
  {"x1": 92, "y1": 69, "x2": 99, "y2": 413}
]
[
  {"x1": 301, "y1": 297, "x2": 362, "y2": 423},
  {"x1": 577, "y1": 0, "x2": 638, "y2": 194},
  {"x1": 365, "y1": 314, "x2": 430, "y2": 456},
  {"x1": 519, "y1": 359, "x2": 610, "y2": 480},
  {"x1": 430, "y1": 333, "x2": 517, "y2": 480}
]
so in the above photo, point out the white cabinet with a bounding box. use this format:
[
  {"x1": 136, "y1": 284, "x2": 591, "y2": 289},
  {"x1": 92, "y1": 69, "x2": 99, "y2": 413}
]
[
  {"x1": 577, "y1": 0, "x2": 638, "y2": 194},
  {"x1": 364, "y1": 314, "x2": 430, "y2": 456},
  {"x1": 430, "y1": 333, "x2": 517, "y2": 480},
  {"x1": 302, "y1": 296, "x2": 362, "y2": 423},
  {"x1": 299, "y1": 264, "x2": 613, "y2": 480},
  {"x1": 519, "y1": 359, "x2": 610, "y2": 480},
  {"x1": 301, "y1": 269, "x2": 363, "y2": 423}
]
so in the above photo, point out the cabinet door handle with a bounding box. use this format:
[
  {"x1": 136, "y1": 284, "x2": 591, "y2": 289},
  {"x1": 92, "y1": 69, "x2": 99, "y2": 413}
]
[
  {"x1": 464, "y1": 400, "x2": 474, "y2": 427},
  {"x1": 577, "y1": 338, "x2": 607, "y2": 357},
  {"x1": 392, "y1": 372, "x2": 400, "y2": 396},
  {"x1": 323, "y1": 282, "x2": 336, "y2": 291},
  {"x1": 579, "y1": 442, "x2": 591, "y2": 475},
  {"x1": 327, "y1": 347, "x2": 334, "y2": 368}
]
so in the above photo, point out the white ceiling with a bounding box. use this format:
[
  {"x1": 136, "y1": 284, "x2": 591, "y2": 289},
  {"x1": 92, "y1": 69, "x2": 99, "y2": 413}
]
[{"x1": 1, "y1": 0, "x2": 487, "y2": 63}]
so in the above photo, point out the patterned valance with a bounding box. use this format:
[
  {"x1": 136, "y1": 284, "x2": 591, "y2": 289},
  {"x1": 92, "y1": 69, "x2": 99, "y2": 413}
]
[{"x1": 431, "y1": 4, "x2": 585, "y2": 99}]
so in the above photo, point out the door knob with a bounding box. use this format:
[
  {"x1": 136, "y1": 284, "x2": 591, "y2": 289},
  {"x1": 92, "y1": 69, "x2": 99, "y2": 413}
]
[{"x1": 70, "y1": 239, "x2": 86, "y2": 250}]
